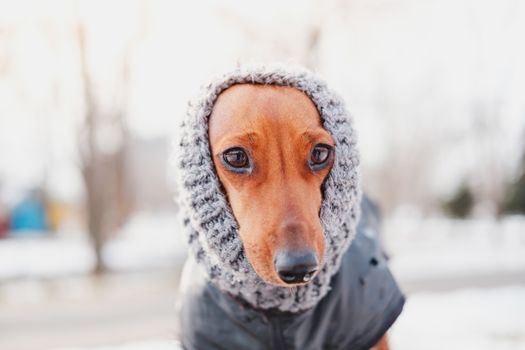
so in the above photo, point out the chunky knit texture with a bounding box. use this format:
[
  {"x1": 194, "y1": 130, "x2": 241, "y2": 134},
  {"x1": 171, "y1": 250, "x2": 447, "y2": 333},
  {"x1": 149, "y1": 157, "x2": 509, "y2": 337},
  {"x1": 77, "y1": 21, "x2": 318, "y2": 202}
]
[{"x1": 173, "y1": 64, "x2": 361, "y2": 313}]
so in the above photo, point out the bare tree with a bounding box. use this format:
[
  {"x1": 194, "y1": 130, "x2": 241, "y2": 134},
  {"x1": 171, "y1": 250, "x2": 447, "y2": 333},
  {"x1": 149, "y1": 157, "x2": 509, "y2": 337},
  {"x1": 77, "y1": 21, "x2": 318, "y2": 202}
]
[{"x1": 77, "y1": 24, "x2": 131, "y2": 273}]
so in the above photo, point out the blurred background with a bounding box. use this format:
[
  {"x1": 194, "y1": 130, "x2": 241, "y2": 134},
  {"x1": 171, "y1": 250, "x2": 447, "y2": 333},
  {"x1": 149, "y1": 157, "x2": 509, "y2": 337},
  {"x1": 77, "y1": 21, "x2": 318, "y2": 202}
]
[{"x1": 0, "y1": 0, "x2": 524, "y2": 349}]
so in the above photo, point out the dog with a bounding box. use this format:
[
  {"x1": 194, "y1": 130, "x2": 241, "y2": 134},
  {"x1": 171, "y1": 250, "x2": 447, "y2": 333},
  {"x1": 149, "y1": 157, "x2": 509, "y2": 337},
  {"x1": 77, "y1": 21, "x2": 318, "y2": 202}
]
[
  {"x1": 208, "y1": 84, "x2": 391, "y2": 349},
  {"x1": 175, "y1": 65, "x2": 404, "y2": 350}
]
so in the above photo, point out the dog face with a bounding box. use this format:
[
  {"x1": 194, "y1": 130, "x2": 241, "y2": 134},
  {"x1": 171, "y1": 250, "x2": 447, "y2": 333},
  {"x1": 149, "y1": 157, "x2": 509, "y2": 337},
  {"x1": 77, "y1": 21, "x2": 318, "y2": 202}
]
[{"x1": 208, "y1": 84, "x2": 335, "y2": 286}]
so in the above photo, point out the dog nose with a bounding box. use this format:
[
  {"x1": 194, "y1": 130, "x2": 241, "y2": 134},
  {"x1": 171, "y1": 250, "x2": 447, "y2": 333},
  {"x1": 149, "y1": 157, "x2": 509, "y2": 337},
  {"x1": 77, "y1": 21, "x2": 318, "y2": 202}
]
[{"x1": 274, "y1": 250, "x2": 319, "y2": 284}]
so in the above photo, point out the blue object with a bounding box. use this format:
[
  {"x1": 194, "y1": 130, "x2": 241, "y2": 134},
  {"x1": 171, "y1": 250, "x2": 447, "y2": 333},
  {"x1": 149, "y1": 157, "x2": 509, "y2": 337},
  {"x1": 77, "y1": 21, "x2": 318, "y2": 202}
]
[{"x1": 10, "y1": 194, "x2": 47, "y2": 233}]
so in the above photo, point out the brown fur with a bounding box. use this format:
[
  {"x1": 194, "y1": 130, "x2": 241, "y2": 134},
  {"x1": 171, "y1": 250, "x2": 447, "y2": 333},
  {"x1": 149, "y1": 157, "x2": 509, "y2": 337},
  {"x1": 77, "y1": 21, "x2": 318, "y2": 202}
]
[{"x1": 371, "y1": 335, "x2": 390, "y2": 350}]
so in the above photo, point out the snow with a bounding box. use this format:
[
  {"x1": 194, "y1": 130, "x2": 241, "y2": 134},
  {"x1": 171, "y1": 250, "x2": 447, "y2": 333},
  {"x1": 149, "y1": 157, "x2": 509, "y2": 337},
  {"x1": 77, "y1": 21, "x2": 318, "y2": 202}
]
[
  {"x1": 0, "y1": 213, "x2": 524, "y2": 349},
  {"x1": 102, "y1": 211, "x2": 187, "y2": 272},
  {"x1": 0, "y1": 211, "x2": 186, "y2": 281},
  {"x1": 1, "y1": 213, "x2": 523, "y2": 282},
  {"x1": 51, "y1": 287, "x2": 525, "y2": 349},
  {"x1": 384, "y1": 214, "x2": 525, "y2": 283},
  {"x1": 390, "y1": 287, "x2": 525, "y2": 350},
  {"x1": 57, "y1": 340, "x2": 181, "y2": 350},
  {"x1": 1, "y1": 213, "x2": 523, "y2": 293},
  {"x1": 0, "y1": 234, "x2": 95, "y2": 280}
]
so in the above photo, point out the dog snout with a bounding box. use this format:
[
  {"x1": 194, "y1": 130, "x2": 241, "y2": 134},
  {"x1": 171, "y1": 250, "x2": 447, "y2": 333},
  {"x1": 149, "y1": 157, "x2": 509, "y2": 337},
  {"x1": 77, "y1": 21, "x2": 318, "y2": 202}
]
[{"x1": 274, "y1": 250, "x2": 319, "y2": 284}]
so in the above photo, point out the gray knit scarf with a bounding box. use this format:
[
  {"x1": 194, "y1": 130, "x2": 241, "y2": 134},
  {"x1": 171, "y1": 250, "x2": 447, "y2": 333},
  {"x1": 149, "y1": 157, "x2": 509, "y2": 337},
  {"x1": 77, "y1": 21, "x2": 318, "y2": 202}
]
[{"x1": 173, "y1": 64, "x2": 361, "y2": 313}]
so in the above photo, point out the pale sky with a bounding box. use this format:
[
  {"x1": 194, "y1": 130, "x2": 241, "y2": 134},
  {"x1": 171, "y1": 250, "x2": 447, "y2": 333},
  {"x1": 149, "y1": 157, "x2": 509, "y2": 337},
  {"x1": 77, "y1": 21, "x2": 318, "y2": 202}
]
[{"x1": 0, "y1": 0, "x2": 524, "y2": 209}]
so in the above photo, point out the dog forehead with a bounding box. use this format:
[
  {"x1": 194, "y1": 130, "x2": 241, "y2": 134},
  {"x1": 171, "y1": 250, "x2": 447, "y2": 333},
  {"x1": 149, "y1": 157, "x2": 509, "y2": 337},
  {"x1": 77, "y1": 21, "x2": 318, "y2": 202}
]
[{"x1": 208, "y1": 84, "x2": 322, "y2": 140}]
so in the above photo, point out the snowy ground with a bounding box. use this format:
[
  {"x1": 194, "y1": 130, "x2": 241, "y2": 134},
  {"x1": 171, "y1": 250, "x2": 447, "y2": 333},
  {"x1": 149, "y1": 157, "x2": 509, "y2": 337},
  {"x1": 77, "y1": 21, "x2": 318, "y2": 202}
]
[
  {"x1": 384, "y1": 214, "x2": 525, "y2": 291},
  {"x1": 59, "y1": 340, "x2": 182, "y2": 350},
  {"x1": 389, "y1": 286, "x2": 525, "y2": 350},
  {"x1": 1, "y1": 212, "x2": 523, "y2": 283},
  {"x1": 52, "y1": 286, "x2": 525, "y2": 350},
  {"x1": 0, "y1": 211, "x2": 187, "y2": 281},
  {"x1": 0, "y1": 213, "x2": 524, "y2": 349}
]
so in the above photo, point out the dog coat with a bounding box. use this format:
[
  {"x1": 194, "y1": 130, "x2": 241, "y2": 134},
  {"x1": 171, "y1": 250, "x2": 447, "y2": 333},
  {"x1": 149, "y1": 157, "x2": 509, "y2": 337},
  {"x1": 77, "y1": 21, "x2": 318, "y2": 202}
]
[{"x1": 173, "y1": 64, "x2": 405, "y2": 349}]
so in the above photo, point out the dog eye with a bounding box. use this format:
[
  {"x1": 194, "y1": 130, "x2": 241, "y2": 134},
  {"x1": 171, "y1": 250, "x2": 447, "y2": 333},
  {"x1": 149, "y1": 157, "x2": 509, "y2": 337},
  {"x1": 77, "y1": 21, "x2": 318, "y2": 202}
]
[
  {"x1": 310, "y1": 144, "x2": 332, "y2": 168},
  {"x1": 222, "y1": 147, "x2": 250, "y2": 169}
]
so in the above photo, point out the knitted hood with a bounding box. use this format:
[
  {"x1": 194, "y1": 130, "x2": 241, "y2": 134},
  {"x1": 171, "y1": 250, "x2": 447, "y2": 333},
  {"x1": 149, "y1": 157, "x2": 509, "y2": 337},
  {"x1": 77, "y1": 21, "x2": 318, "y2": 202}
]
[{"x1": 173, "y1": 64, "x2": 361, "y2": 313}]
